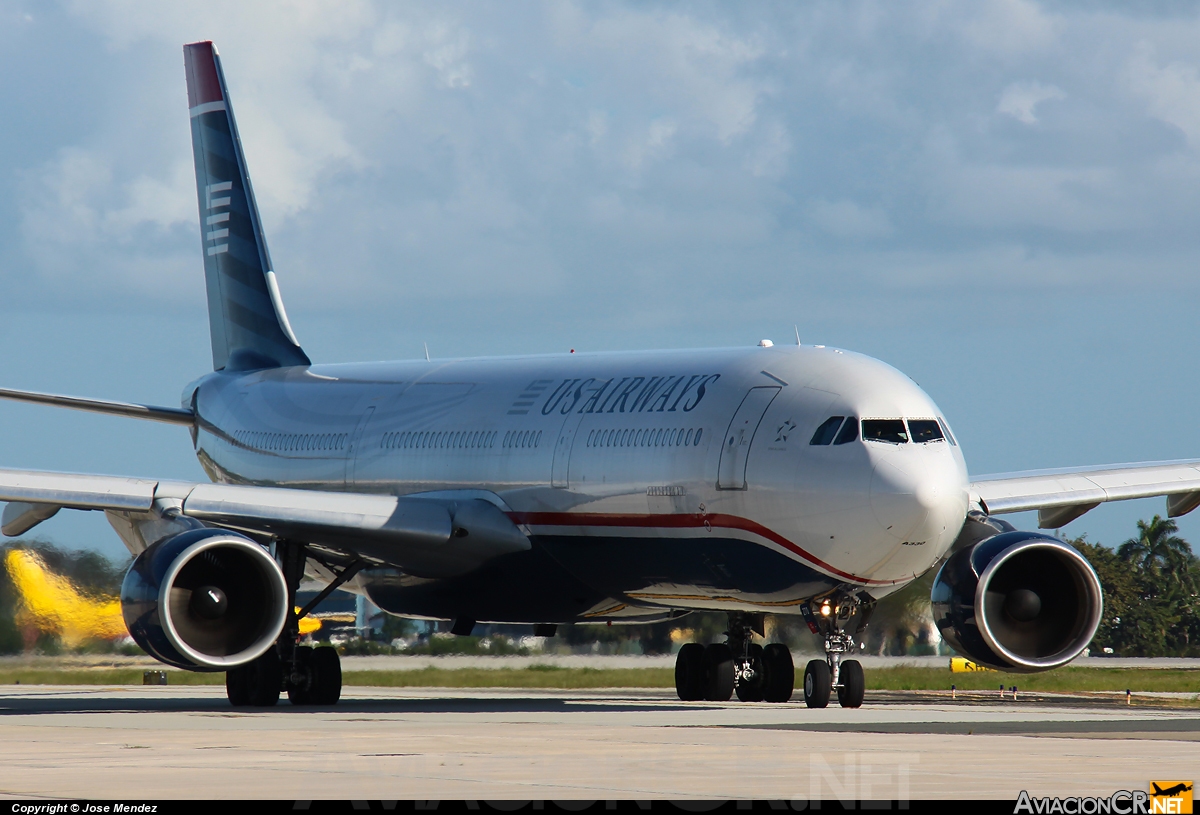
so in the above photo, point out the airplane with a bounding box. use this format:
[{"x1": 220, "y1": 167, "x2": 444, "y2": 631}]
[
  {"x1": 1152, "y1": 784, "x2": 1193, "y2": 798},
  {"x1": 2, "y1": 39, "x2": 1199, "y2": 709}
]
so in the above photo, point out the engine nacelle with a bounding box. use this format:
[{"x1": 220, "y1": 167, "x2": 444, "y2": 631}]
[
  {"x1": 931, "y1": 531, "x2": 1103, "y2": 672},
  {"x1": 121, "y1": 528, "x2": 288, "y2": 671}
]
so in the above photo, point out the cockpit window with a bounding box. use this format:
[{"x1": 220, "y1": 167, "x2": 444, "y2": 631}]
[
  {"x1": 937, "y1": 417, "x2": 958, "y2": 446},
  {"x1": 809, "y1": 416, "x2": 844, "y2": 446},
  {"x1": 833, "y1": 416, "x2": 859, "y2": 445},
  {"x1": 862, "y1": 419, "x2": 908, "y2": 444},
  {"x1": 908, "y1": 419, "x2": 944, "y2": 443}
]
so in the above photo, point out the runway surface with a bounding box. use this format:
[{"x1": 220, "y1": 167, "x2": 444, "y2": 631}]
[{"x1": 0, "y1": 686, "x2": 1197, "y2": 800}]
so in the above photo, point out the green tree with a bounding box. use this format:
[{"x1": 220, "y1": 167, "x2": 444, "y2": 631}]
[
  {"x1": 1070, "y1": 536, "x2": 1159, "y2": 656},
  {"x1": 1116, "y1": 516, "x2": 1199, "y2": 654},
  {"x1": 1117, "y1": 516, "x2": 1196, "y2": 592},
  {"x1": 1072, "y1": 521, "x2": 1200, "y2": 657}
]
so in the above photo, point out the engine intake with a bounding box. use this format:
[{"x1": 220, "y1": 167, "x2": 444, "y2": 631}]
[
  {"x1": 931, "y1": 531, "x2": 1103, "y2": 672},
  {"x1": 121, "y1": 529, "x2": 288, "y2": 671}
]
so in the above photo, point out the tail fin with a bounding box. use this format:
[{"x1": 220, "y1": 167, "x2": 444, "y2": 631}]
[{"x1": 183, "y1": 41, "x2": 310, "y2": 372}]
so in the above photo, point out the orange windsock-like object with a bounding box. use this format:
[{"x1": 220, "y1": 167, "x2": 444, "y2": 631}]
[{"x1": 5, "y1": 550, "x2": 128, "y2": 645}]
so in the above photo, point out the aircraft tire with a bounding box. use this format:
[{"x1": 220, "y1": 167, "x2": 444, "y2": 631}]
[
  {"x1": 803, "y1": 659, "x2": 831, "y2": 709},
  {"x1": 225, "y1": 666, "x2": 250, "y2": 706},
  {"x1": 312, "y1": 646, "x2": 342, "y2": 705},
  {"x1": 245, "y1": 647, "x2": 282, "y2": 707},
  {"x1": 704, "y1": 643, "x2": 735, "y2": 701},
  {"x1": 735, "y1": 643, "x2": 765, "y2": 702},
  {"x1": 762, "y1": 643, "x2": 794, "y2": 703},
  {"x1": 675, "y1": 643, "x2": 707, "y2": 701},
  {"x1": 837, "y1": 659, "x2": 865, "y2": 708},
  {"x1": 286, "y1": 646, "x2": 315, "y2": 706}
]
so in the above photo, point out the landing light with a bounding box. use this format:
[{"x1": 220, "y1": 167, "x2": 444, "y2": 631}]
[{"x1": 820, "y1": 603, "x2": 832, "y2": 617}]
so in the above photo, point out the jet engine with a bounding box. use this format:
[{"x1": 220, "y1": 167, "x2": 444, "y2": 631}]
[
  {"x1": 931, "y1": 530, "x2": 1103, "y2": 672},
  {"x1": 121, "y1": 528, "x2": 288, "y2": 671}
]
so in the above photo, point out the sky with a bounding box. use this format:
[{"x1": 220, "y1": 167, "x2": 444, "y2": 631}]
[{"x1": 2, "y1": 1, "x2": 1200, "y2": 560}]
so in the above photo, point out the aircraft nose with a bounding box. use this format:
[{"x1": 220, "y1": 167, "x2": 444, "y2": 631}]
[{"x1": 869, "y1": 457, "x2": 935, "y2": 541}]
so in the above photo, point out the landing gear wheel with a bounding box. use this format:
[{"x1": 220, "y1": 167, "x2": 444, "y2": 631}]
[
  {"x1": 803, "y1": 659, "x2": 831, "y2": 709},
  {"x1": 762, "y1": 643, "x2": 794, "y2": 703},
  {"x1": 735, "y1": 643, "x2": 765, "y2": 702},
  {"x1": 226, "y1": 666, "x2": 249, "y2": 706},
  {"x1": 311, "y1": 646, "x2": 342, "y2": 705},
  {"x1": 232, "y1": 648, "x2": 281, "y2": 707},
  {"x1": 286, "y1": 646, "x2": 315, "y2": 706},
  {"x1": 675, "y1": 642, "x2": 706, "y2": 701},
  {"x1": 837, "y1": 659, "x2": 865, "y2": 708},
  {"x1": 704, "y1": 643, "x2": 734, "y2": 702}
]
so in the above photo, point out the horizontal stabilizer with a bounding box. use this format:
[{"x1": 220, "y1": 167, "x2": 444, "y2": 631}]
[{"x1": 0, "y1": 387, "x2": 194, "y2": 426}]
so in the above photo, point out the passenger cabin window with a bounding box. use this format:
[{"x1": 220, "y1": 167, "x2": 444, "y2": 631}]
[
  {"x1": 586, "y1": 427, "x2": 704, "y2": 448},
  {"x1": 809, "y1": 416, "x2": 844, "y2": 446},
  {"x1": 833, "y1": 416, "x2": 859, "y2": 445},
  {"x1": 908, "y1": 419, "x2": 944, "y2": 443},
  {"x1": 862, "y1": 419, "x2": 908, "y2": 444}
]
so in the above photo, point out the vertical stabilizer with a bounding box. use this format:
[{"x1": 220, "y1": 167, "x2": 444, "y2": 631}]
[{"x1": 184, "y1": 41, "x2": 310, "y2": 371}]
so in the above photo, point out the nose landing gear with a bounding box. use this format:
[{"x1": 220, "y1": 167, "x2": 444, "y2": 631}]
[{"x1": 801, "y1": 594, "x2": 873, "y2": 709}]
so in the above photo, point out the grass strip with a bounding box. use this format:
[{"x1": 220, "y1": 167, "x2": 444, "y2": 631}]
[
  {"x1": 0, "y1": 665, "x2": 1195, "y2": 693},
  {"x1": 867, "y1": 666, "x2": 1200, "y2": 693},
  {"x1": 0, "y1": 669, "x2": 222, "y2": 685}
]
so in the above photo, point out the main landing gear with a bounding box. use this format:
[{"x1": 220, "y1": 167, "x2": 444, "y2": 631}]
[
  {"x1": 226, "y1": 643, "x2": 342, "y2": 707},
  {"x1": 674, "y1": 613, "x2": 794, "y2": 703},
  {"x1": 226, "y1": 540, "x2": 348, "y2": 707},
  {"x1": 801, "y1": 594, "x2": 873, "y2": 709}
]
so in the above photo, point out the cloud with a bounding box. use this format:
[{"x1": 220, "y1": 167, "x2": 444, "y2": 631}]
[
  {"x1": 807, "y1": 199, "x2": 894, "y2": 240},
  {"x1": 958, "y1": 0, "x2": 1058, "y2": 55},
  {"x1": 17, "y1": 147, "x2": 196, "y2": 297},
  {"x1": 997, "y1": 80, "x2": 1066, "y2": 124},
  {"x1": 5, "y1": 0, "x2": 1200, "y2": 323},
  {"x1": 1126, "y1": 41, "x2": 1200, "y2": 147}
]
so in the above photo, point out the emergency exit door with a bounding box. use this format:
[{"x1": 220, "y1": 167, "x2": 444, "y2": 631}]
[{"x1": 717, "y1": 387, "x2": 780, "y2": 490}]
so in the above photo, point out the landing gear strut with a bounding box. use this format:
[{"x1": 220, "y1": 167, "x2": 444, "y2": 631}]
[
  {"x1": 801, "y1": 594, "x2": 873, "y2": 709},
  {"x1": 673, "y1": 613, "x2": 794, "y2": 703},
  {"x1": 226, "y1": 540, "x2": 346, "y2": 707}
]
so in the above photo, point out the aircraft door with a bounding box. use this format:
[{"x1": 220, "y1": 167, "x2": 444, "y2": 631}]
[
  {"x1": 551, "y1": 412, "x2": 585, "y2": 488},
  {"x1": 344, "y1": 405, "x2": 376, "y2": 486},
  {"x1": 717, "y1": 387, "x2": 780, "y2": 490}
]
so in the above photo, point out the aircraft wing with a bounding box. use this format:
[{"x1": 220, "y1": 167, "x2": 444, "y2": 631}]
[
  {"x1": 0, "y1": 467, "x2": 529, "y2": 577},
  {"x1": 971, "y1": 459, "x2": 1200, "y2": 529}
]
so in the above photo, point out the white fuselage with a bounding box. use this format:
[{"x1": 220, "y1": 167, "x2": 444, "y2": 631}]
[{"x1": 190, "y1": 344, "x2": 970, "y2": 622}]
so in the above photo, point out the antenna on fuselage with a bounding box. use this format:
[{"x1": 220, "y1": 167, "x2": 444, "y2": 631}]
[
  {"x1": 423, "y1": 342, "x2": 430, "y2": 362},
  {"x1": 794, "y1": 325, "x2": 801, "y2": 346}
]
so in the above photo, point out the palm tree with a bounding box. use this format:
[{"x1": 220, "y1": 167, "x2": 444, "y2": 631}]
[{"x1": 1118, "y1": 516, "x2": 1197, "y2": 594}]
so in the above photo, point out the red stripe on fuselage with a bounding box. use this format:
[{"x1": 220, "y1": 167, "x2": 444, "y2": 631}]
[
  {"x1": 506, "y1": 511, "x2": 893, "y2": 586},
  {"x1": 184, "y1": 41, "x2": 224, "y2": 108}
]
